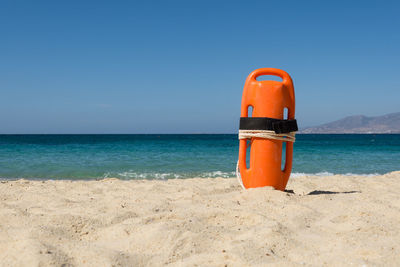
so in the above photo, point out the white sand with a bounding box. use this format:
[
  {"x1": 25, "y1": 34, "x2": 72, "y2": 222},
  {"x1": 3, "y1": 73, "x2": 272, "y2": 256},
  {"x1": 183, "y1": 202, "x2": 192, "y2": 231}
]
[{"x1": 1, "y1": 172, "x2": 400, "y2": 266}]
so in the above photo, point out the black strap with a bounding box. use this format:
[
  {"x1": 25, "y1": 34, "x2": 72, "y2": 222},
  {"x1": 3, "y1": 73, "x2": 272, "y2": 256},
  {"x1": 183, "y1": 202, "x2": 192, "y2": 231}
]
[{"x1": 240, "y1": 117, "x2": 298, "y2": 134}]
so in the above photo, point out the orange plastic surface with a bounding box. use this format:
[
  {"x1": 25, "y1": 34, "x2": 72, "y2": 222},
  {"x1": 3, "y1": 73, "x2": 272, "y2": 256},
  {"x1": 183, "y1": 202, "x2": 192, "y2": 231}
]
[{"x1": 238, "y1": 68, "x2": 296, "y2": 191}]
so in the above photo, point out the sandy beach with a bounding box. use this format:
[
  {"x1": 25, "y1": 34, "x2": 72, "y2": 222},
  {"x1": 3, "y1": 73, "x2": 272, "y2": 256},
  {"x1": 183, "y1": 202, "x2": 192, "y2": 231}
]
[{"x1": 1, "y1": 172, "x2": 399, "y2": 266}]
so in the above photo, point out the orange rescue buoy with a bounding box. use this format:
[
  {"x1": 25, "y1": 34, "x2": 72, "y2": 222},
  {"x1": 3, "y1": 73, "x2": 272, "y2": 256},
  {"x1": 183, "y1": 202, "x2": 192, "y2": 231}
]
[{"x1": 238, "y1": 68, "x2": 297, "y2": 191}]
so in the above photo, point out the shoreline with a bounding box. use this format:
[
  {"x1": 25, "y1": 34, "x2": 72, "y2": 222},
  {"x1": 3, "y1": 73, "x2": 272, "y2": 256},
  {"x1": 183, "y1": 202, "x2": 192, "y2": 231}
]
[
  {"x1": 1, "y1": 172, "x2": 400, "y2": 265},
  {"x1": 1, "y1": 170, "x2": 398, "y2": 181}
]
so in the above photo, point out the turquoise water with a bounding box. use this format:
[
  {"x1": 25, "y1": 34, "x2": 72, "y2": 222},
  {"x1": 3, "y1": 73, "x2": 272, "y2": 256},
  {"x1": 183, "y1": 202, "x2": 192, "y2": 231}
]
[{"x1": 0, "y1": 134, "x2": 399, "y2": 180}]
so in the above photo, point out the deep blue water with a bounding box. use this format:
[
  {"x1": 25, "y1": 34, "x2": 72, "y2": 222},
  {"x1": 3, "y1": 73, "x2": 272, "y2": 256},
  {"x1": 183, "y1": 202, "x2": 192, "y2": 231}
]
[{"x1": 0, "y1": 134, "x2": 399, "y2": 180}]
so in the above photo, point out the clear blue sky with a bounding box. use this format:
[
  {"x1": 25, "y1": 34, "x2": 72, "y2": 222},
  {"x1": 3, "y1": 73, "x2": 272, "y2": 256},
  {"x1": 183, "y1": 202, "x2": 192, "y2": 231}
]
[{"x1": 1, "y1": 0, "x2": 399, "y2": 133}]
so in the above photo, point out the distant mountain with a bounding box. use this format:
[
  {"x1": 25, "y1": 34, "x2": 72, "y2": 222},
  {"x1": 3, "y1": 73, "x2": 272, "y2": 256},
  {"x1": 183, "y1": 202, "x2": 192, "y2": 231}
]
[{"x1": 300, "y1": 112, "x2": 400, "y2": 133}]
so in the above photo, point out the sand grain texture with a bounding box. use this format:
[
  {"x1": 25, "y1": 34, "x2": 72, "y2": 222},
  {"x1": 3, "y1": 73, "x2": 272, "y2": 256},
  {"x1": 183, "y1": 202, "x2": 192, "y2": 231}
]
[{"x1": 1, "y1": 172, "x2": 400, "y2": 266}]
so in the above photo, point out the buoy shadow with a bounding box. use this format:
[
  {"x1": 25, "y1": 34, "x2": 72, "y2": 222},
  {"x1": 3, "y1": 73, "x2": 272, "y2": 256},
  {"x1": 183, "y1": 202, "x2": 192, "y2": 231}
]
[
  {"x1": 307, "y1": 190, "x2": 361, "y2": 195},
  {"x1": 284, "y1": 189, "x2": 295, "y2": 194}
]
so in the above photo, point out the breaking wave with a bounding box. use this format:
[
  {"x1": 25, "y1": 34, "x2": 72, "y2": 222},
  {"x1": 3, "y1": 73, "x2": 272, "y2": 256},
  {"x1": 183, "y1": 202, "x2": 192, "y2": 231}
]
[
  {"x1": 102, "y1": 170, "x2": 381, "y2": 180},
  {"x1": 290, "y1": 172, "x2": 380, "y2": 177},
  {"x1": 103, "y1": 171, "x2": 236, "y2": 180}
]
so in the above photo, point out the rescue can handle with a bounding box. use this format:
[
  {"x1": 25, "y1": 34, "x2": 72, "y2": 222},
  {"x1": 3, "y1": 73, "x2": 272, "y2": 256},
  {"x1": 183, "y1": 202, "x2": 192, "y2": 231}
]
[
  {"x1": 248, "y1": 68, "x2": 292, "y2": 85},
  {"x1": 246, "y1": 68, "x2": 295, "y2": 104}
]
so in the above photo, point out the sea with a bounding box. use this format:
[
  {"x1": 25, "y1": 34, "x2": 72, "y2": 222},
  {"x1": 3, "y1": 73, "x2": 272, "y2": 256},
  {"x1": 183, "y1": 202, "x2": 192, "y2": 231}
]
[{"x1": 0, "y1": 134, "x2": 399, "y2": 180}]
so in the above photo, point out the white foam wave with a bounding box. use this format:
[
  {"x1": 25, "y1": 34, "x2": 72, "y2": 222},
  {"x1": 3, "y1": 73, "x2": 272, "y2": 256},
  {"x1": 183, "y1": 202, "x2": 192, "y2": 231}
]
[
  {"x1": 103, "y1": 171, "x2": 236, "y2": 180},
  {"x1": 103, "y1": 170, "x2": 382, "y2": 180},
  {"x1": 290, "y1": 172, "x2": 380, "y2": 178},
  {"x1": 103, "y1": 172, "x2": 181, "y2": 180},
  {"x1": 198, "y1": 171, "x2": 236, "y2": 178}
]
